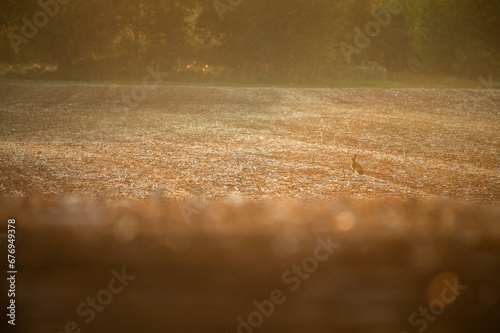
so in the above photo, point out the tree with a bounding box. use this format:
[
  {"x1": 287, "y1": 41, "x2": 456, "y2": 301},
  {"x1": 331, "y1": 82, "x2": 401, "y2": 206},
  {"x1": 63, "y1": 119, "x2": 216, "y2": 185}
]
[
  {"x1": 195, "y1": 0, "x2": 359, "y2": 81},
  {"x1": 2, "y1": 0, "x2": 122, "y2": 70},
  {"x1": 408, "y1": 0, "x2": 500, "y2": 76}
]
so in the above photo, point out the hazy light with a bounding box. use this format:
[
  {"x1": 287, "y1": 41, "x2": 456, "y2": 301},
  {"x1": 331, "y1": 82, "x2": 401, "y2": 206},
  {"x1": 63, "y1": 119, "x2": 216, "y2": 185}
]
[
  {"x1": 113, "y1": 215, "x2": 139, "y2": 242},
  {"x1": 335, "y1": 210, "x2": 356, "y2": 231}
]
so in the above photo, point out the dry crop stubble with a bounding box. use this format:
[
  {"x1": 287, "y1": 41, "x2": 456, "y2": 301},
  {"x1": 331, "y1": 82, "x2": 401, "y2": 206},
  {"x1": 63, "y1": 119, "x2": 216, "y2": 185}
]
[{"x1": 0, "y1": 82, "x2": 499, "y2": 202}]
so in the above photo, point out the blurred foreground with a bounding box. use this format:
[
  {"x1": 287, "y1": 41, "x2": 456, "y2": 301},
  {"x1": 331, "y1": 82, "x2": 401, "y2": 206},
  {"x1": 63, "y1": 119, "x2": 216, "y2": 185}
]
[{"x1": 1, "y1": 199, "x2": 499, "y2": 332}]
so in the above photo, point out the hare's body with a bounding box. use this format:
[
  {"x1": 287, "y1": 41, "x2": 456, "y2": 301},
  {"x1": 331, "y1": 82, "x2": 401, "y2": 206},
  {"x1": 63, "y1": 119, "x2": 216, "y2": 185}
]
[{"x1": 351, "y1": 154, "x2": 365, "y2": 175}]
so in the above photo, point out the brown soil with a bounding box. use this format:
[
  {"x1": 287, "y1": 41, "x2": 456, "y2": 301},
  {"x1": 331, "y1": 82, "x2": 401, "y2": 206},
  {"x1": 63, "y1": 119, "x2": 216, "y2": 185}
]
[{"x1": 1, "y1": 81, "x2": 499, "y2": 202}]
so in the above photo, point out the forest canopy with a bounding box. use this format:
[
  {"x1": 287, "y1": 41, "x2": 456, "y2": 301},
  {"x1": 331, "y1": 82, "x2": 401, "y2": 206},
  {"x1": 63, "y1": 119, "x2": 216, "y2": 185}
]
[{"x1": 0, "y1": 0, "x2": 499, "y2": 82}]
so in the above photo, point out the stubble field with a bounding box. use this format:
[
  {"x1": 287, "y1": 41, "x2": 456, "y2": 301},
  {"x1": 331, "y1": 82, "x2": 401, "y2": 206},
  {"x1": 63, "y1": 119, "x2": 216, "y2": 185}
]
[
  {"x1": 1, "y1": 81, "x2": 500, "y2": 333},
  {"x1": 0, "y1": 81, "x2": 499, "y2": 202}
]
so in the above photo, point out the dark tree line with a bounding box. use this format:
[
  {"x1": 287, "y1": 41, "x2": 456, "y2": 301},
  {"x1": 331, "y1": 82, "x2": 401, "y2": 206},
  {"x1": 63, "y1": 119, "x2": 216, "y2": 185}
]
[{"x1": 1, "y1": 0, "x2": 499, "y2": 81}]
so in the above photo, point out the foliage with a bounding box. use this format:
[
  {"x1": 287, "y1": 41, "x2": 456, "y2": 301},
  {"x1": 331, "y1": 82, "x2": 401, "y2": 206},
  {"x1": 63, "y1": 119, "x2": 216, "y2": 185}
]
[{"x1": 0, "y1": 0, "x2": 498, "y2": 81}]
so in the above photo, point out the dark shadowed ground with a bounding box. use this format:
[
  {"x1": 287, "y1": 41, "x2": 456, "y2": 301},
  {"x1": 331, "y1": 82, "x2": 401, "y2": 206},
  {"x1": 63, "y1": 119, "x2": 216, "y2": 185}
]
[{"x1": 1, "y1": 199, "x2": 499, "y2": 333}]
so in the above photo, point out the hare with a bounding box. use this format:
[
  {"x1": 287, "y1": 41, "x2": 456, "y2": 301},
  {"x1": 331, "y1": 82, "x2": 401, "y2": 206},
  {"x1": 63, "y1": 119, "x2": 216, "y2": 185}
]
[{"x1": 351, "y1": 154, "x2": 365, "y2": 175}]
